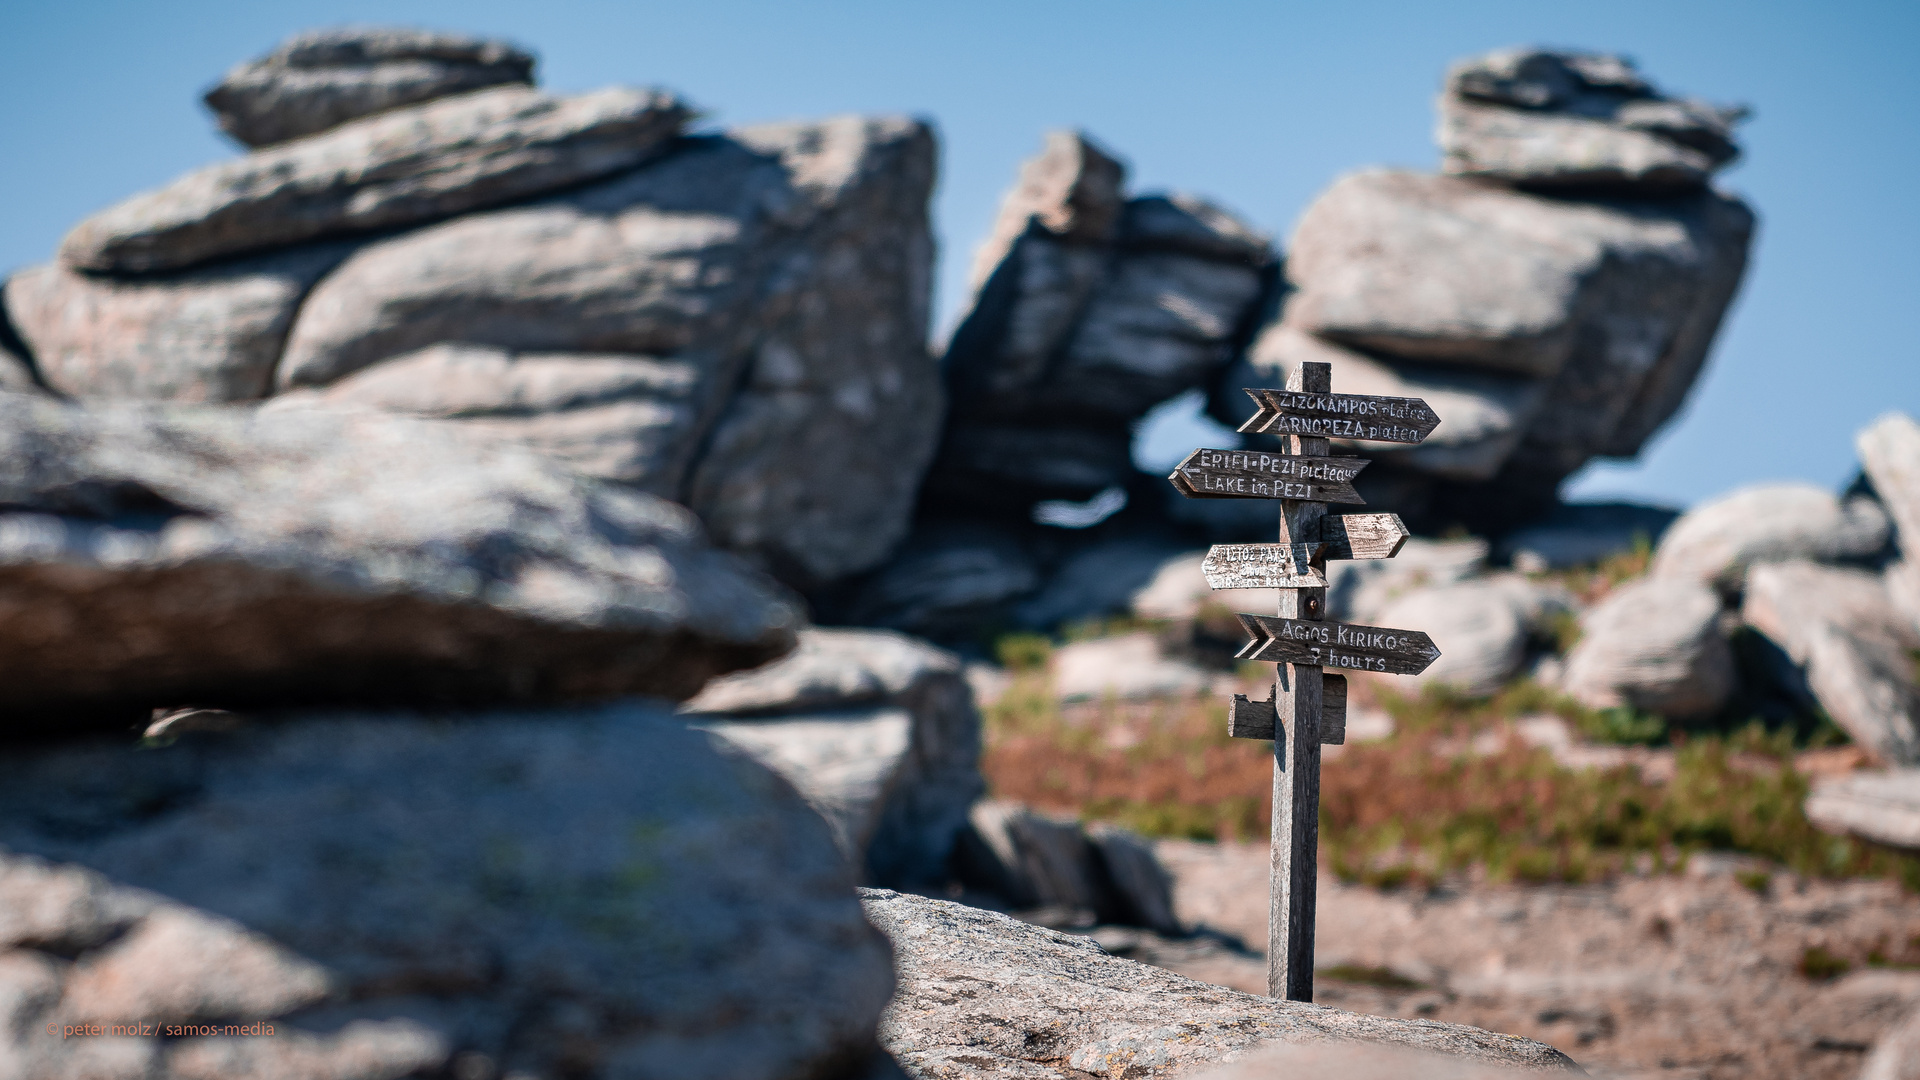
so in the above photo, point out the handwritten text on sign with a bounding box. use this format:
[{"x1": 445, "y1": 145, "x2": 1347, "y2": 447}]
[
  {"x1": 1168, "y1": 449, "x2": 1368, "y2": 504},
  {"x1": 1239, "y1": 389, "x2": 1441, "y2": 445},
  {"x1": 1235, "y1": 613, "x2": 1440, "y2": 675}
]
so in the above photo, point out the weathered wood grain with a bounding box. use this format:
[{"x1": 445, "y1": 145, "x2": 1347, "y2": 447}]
[
  {"x1": 1323, "y1": 513, "x2": 1411, "y2": 561},
  {"x1": 1226, "y1": 674, "x2": 1347, "y2": 745},
  {"x1": 1167, "y1": 448, "x2": 1367, "y2": 504},
  {"x1": 1203, "y1": 543, "x2": 1327, "y2": 589},
  {"x1": 1321, "y1": 674, "x2": 1348, "y2": 745},
  {"x1": 1235, "y1": 613, "x2": 1441, "y2": 675},
  {"x1": 1238, "y1": 386, "x2": 1440, "y2": 445}
]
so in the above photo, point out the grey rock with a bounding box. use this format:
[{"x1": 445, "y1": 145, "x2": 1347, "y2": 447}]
[
  {"x1": 1084, "y1": 824, "x2": 1181, "y2": 936},
  {"x1": 62, "y1": 84, "x2": 691, "y2": 274},
  {"x1": 205, "y1": 26, "x2": 537, "y2": 147},
  {"x1": 262, "y1": 343, "x2": 709, "y2": 495},
  {"x1": 1327, "y1": 537, "x2": 1490, "y2": 623},
  {"x1": 1269, "y1": 169, "x2": 1753, "y2": 481},
  {"x1": 954, "y1": 802, "x2": 1179, "y2": 934},
  {"x1": 1650, "y1": 482, "x2": 1891, "y2": 590},
  {"x1": 0, "y1": 393, "x2": 797, "y2": 730},
  {"x1": 1860, "y1": 412, "x2": 1920, "y2": 554},
  {"x1": 0, "y1": 705, "x2": 894, "y2": 1080},
  {"x1": 275, "y1": 117, "x2": 939, "y2": 588},
  {"x1": 1224, "y1": 323, "x2": 1547, "y2": 481},
  {"x1": 859, "y1": 889, "x2": 1580, "y2": 1078},
  {"x1": 1012, "y1": 534, "x2": 1193, "y2": 630},
  {"x1": 5, "y1": 243, "x2": 354, "y2": 404},
  {"x1": 963, "y1": 130, "x2": 1127, "y2": 292},
  {"x1": 1806, "y1": 770, "x2": 1920, "y2": 853},
  {"x1": 1861, "y1": 1000, "x2": 1920, "y2": 1080},
  {"x1": 1439, "y1": 48, "x2": 1744, "y2": 191},
  {"x1": 1186, "y1": 1040, "x2": 1573, "y2": 1080},
  {"x1": 0, "y1": 309, "x2": 40, "y2": 393},
  {"x1": 840, "y1": 521, "x2": 1041, "y2": 638},
  {"x1": 1119, "y1": 192, "x2": 1273, "y2": 265},
  {"x1": 925, "y1": 422, "x2": 1135, "y2": 507},
  {"x1": 1744, "y1": 561, "x2": 1920, "y2": 764},
  {"x1": 1051, "y1": 632, "x2": 1219, "y2": 702},
  {"x1": 1372, "y1": 581, "x2": 1529, "y2": 698},
  {"x1": 684, "y1": 628, "x2": 984, "y2": 885},
  {"x1": 1496, "y1": 501, "x2": 1679, "y2": 571},
  {"x1": 1561, "y1": 575, "x2": 1733, "y2": 719}
]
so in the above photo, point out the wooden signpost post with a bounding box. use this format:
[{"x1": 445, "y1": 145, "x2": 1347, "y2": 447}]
[{"x1": 1167, "y1": 360, "x2": 1441, "y2": 1002}]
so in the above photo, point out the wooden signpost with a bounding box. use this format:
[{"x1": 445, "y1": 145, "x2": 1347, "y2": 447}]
[{"x1": 1167, "y1": 360, "x2": 1441, "y2": 1002}]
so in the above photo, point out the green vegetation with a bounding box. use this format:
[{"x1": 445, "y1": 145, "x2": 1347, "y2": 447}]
[
  {"x1": 1318, "y1": 964, "x2": 1426, "y2": 990},
  {"x1": 1798, "y1": 945, "x2": 1852, "y2": 981}
]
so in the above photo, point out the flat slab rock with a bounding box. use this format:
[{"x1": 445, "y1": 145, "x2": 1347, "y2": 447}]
[
  {"x1": 1807, "y1": 770, "x2": 1920, "y2": 851},
  {"x1": 0, "y1": 705, "x2": 893, "y2": 1080},
  {"x1": 0, "y1": 393, "x2": 798, "y2": 730},
  {"x1": 859, "y1": 889, "x2": 1578, "y2": 1078}
]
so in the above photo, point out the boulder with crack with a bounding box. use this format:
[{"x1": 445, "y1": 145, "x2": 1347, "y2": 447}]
[
  {"x1": 0, "y1": 393, "x2": 798, "y2": 733},
  {"x1": 0, "y1": 705, "x2": 894, "y2": 1080},
  {"x1": 859, "y1": 889, "x2": 1579, "y2": 1078},
  {"x1": 682, "y1": 628, "x2": 985, "y2": 886}
]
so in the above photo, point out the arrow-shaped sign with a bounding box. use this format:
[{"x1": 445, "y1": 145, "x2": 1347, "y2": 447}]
[
  {"x1": 1168, "y1": 448, "x2": 1367, "y2": 504},
  {"x1": 1204, "y1": 543, "x2": 1325, "y2": 589},
  {"x1": 1236, "y1": 613, "x2": 1440, "y2": 675},
  {"x1": 1203, "y1": 514, "x2": 1413, "y2": 588},
  {"x1": 1238, "y1": 388, "x2": 1441, "y2": 445}
]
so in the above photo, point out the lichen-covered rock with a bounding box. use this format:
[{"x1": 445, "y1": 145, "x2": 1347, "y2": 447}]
[
  {"x1": 61, "y1": 84, "x2": 691, "y2": 273},
  {"x1": 0, "y1": 393, "x2": 797, "y2": 732},
  {"x1": 1649, "y1": 482, "x2": 1890, "y2": 590},
  {"x1": 1561, "y1": 576, "x2": 1733, "y2": 719},
  {"x1": 0, "y1": 706, "x2": 894, "y2": 1080},
  {"x1": 204, "y1": 26, "x2": 537, "y2": 147},
  {"x1": 684, "y1": 628, "x2": 984, "y2": 885},
  {"x1": 1438, "y1": 48, "x2": 1745, "y2": 191},
  {"x1": 1743, "y1": 561, "x2": 1920, "y2": 764},
  {"x1": 271, "y1": 116, "x2": 940, "y2": 589},
  {"x1": 859, "y1": 889, "x2": 1579, "y2": 1078},
  {"x1": 5, "y1": 242, "x2": 356, "y2": 403}
]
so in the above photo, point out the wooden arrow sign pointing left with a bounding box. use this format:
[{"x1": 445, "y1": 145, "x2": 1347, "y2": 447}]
[
  {"x1": 1238, "y1": 388, "x2": 1441, "y2": 445},
  {"x1": 1168, "y1": 448, "x2": 1368, "y2": 504},
  {"x1": 1235, "y1": 613, "x2": 1441, "y2": 675}
]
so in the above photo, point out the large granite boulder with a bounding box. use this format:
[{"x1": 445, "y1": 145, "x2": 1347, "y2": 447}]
[
  {"x1": 682, "y1": 628, "x2": 984, "y2": 886},
  {"x1": 60, "y1": 84, "x2": 691, "y2": 273},
  {"x1": 0, "y1": 705, "x2": 895, "y2": 1080},
  {"x1": 6, "y1": 241, "x2": 357, "y2": 403},
  {"x1": 1560, "y1": 576, "x2": 1733, "y2": 719},
  {"x1": 1649, "y1": 481, "x2": 1890, "y2": 590},
  {"x1": 930, "y1": 131, "x2": 1273, "y2": 513},
  {"x1": 265, "y1": 115, "x2": 941, "y2": 588},
  {"x1": 1439, "y1": 48, "x2": 1746, "y2": 191},
  {"x1": 205, "y1": 26, "x2": 537, "y2": 148},
  {"x1": 0, "y1": 393, "x2": 798, "y2": 732},
  {"x1": 859, "y1": 889, "x2": 1579, "y2": 1078},
  {"x1": 1743, "y1": 561, "x2": 1920, "y2": 764},
  {"x1": 1860, "y1": 412, "x2": 1920, "y2": 624},
  {"x1": 1218, "y1": 170, "x2": 1753, "y2": 497}
]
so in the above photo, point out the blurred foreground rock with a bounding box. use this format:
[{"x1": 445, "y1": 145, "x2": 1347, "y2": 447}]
[
  {"x1": 0, "y1": 394, "x2": 797, "y2": 732},
  {"x1": 0, "y1": 706, "x2": 894, "y2": 1080},
  {"x1": 684, "y1": 628, "x2": 984, "y2": 885},
  {"x1": 204, "y1": 26, "x2": 538, "y2": 147},
  {"x1": 859, "y1": 889, "x2": 1579, "y2": 1078},
  {"x1": 1807, "y1": 771, "x2": 1920, "y2": 851}
]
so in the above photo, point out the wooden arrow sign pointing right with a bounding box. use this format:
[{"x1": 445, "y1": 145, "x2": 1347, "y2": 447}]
[
  {"x1": 1204, "y1": 544, "x2": 1325, "y2": 589},
  {"x1": 1239, "y1": 388, "x2": 1441, "y2": 445},
  {"x1": 1168, "y1": 448, "x2": 1368, "y2": 504},
  {"x1": 1235, "y1": 613, "x2": 1441, "y2": 675}
]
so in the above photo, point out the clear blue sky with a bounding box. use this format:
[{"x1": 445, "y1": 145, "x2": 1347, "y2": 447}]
[{"x1": 4, "y1": 0, "x2": 1915, "y2": 509}]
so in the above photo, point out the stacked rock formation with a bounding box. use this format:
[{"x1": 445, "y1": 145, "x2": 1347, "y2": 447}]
[
  {"x1": 1, "y1": 26, "x2": 941, "y2": 593},
  {"x1": 1213, "y1": 47, "x2": 1754, "y2": 529}
]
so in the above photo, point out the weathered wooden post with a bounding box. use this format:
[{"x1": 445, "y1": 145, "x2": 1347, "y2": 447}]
[{"x1": 1167, "y1": 360, "x2": 1441, "y2": 1001}]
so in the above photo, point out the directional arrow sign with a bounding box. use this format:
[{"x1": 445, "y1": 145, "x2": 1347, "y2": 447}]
[
  {"x1": 1323, "y1": 513, "x2": 1412, "y2": 561},
  {"x1": 1204, "y1": 544, "x2": 1325, "y2": 589},
  {"x1": 1235, "y1": 613, "x2": 1440, "y2": 676},
  {"x1": 1238, "y1": 388, "x2": 1441, "y2": 445},
  {"x1": 1168, "y1": 448, "x2": 1367, "y2": 504}
]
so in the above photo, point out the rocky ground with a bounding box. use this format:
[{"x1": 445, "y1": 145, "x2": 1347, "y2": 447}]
[{"x1": 1067, "y1": 842, "x2": 1920, "y2": 1080}]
